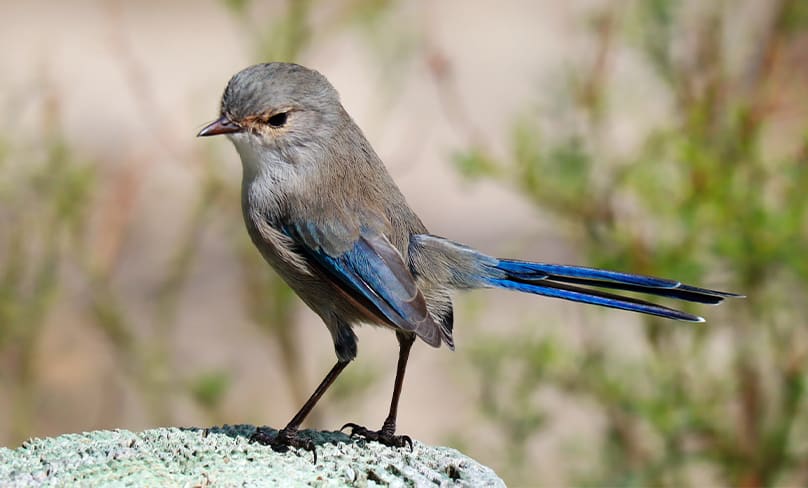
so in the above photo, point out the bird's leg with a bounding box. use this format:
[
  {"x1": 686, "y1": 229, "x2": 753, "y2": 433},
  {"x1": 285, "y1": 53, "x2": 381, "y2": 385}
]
[
  {"x1": 251, "y1": 359, "x2": 350, "y2": 462},
  {"x1": 342, "y1": 332, "x2": 415, "y2": 450}
]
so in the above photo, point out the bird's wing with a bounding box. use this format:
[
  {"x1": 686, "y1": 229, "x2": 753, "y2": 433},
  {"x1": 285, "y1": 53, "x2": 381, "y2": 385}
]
[{"x1": 285, "y1": 222, "x2": 446, "y2": 348}]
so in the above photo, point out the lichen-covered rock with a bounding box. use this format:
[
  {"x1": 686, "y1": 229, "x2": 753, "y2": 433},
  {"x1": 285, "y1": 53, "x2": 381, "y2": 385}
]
[{"x1": 0, "y1": 425, "x2": 504, "y2": 487}]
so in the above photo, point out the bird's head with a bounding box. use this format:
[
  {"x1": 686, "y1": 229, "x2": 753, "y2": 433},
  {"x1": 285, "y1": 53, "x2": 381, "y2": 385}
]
[{"x1": 198, "y1": 63, "x2": 343, "y2": 157}]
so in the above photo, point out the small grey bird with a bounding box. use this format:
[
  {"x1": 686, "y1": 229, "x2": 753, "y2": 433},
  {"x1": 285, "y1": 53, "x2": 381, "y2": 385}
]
[{"x1": 198, "y1": 62, "x2": 739, "y2": 457}]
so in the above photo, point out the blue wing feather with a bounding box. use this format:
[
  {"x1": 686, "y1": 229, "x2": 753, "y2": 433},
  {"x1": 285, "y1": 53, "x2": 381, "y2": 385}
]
[
  {"x1": 317, "y1": 239, "x2": 417, "y2": 327},
  {"x1": 285, "y1": 223, "x2": 445, "y2": 347}
]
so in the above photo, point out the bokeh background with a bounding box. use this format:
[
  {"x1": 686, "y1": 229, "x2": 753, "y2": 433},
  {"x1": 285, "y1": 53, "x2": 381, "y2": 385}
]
[{"x1": 2, "y1": 0, "x2": 807, "y2": 485}]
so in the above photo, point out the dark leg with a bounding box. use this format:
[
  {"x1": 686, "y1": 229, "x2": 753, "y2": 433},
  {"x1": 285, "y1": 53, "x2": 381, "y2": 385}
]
[
  {"x1": 251, "y1": 359, "x2": 349, "y2": 462},
  {"x1": 342, "y1": 332, "x2": 415, "y2": 450}
]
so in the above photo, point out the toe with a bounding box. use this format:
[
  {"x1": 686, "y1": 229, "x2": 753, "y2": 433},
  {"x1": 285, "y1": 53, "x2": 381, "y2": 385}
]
[{"x1": 249, "y1": 427, "x2": 275, "y2": 446}]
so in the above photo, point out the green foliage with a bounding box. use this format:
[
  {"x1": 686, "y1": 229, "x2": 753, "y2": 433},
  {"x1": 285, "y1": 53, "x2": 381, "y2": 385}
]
[
  {"x1": 453, "y1": 0, "x2": 808, "y2": 485},
  {"x1": 0, "y1": 112, "x2": 96, "y2": 441},
  {"x1": 452, "y1": 147, "x2": 499, "y2": 180},
  {"x1": 220, "y1": 0, "x2": 407, "y2": 67},
  {"x1": 189, "y1": 370, "x2": 232, "y2": 411},
  {"x1": 328, "y1": 361, "x2": 382, "y2": 408}
]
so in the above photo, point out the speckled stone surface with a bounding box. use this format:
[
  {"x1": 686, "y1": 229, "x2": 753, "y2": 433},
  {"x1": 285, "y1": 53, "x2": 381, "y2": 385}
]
[{"x1": 0, "y1": 425, "x2": 504, "y2": 487}]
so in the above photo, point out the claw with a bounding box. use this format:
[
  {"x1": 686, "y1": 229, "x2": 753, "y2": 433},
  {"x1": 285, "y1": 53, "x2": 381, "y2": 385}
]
[
  {"x1": 340, "y1": 422, "x2": 361, "y2": 436},
  {"x1": 339, "y1": 422, "x2": 414, "y2": 450}
]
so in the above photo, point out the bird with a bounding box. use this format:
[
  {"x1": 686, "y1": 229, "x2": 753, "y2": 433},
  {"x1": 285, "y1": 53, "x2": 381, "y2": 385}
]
[{"x1": 198, "y1": 62, "x2": 740, "y2": 459}]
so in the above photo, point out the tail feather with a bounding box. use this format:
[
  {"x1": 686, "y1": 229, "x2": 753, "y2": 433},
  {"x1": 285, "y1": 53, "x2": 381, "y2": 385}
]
[
  {"x1": 535, "y1": 276, "x2": 726, "y2": 304},
  {"x1": 496, "y1": 259, "x2": 681, "y2": 289},
  {"x1": 409, "y1": 234, "x2": 741, "y2": 322},
  {"x1": 488, "y1": 258, "x2": 741, "y2": 322},
  {"x1": 489, "y1": 277, "x2": 705, "y2": 322}
]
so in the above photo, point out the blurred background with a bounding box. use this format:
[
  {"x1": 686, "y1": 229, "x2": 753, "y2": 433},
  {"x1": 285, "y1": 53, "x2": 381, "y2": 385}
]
[{"x1": 1, "y1": 0, "x2": 807, "y2": 485}]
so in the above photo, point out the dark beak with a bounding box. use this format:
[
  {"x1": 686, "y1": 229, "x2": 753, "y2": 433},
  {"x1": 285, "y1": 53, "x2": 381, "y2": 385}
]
[{"x1": 197, "y1": 115, "x2": 243, "y2": 137}]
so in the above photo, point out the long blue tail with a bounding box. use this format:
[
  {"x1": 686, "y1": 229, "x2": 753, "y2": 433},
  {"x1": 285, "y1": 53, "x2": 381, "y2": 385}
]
[{"x1": 486, "y1": 259, "x2": 741, "y2": 322}]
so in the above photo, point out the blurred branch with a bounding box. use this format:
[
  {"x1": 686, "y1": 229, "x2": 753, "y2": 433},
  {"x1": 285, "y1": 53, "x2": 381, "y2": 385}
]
[
  {"x1": 424, "y1": 45, "x2": 490, "y2": 153},
  {"x1": 105, "y1": 1, "x2": 189, "y2": 162}
]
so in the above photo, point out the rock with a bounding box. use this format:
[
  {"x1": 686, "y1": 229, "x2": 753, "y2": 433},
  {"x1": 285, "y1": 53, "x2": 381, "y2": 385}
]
[{"x1": 0, "y1": 425, "x2": 505, "y2": 487}]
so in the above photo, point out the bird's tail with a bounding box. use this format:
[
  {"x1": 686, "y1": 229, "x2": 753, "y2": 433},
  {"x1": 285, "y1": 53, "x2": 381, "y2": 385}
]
[
  {"x1": 411, "y1": 235, "x2": 741, "y2": 322},
  {"x1": 489, "y1": 259, "x2": 741, "y2": 322}
]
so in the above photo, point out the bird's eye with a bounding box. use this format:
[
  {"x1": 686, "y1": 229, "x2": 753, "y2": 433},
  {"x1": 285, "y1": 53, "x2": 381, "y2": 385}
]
[{"x1": 267, "y1": 112, "x2": 288, "y2": 127}]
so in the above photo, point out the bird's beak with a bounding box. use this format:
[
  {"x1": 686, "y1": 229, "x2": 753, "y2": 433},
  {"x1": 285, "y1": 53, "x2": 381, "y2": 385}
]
[{"x1": 197, "y1": 115, "x2": 243, "y2": 137}]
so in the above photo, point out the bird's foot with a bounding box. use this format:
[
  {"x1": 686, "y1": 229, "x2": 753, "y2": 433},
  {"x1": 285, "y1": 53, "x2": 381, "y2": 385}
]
[
  {"x1": 341, "y1": 422, "x2": 413, "y2": 451},
  {"x1": 249, "y1": 427, "x2": 318, "y2": 463}
]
